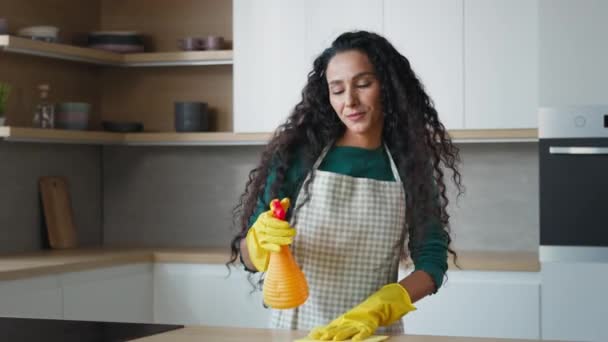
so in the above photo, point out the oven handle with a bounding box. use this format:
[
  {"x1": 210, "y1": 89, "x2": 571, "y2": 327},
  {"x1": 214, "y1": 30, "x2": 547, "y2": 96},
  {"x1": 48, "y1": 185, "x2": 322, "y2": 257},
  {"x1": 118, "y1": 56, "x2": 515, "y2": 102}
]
[{"x1": 549, "y1": 146, "x2": 608, "y2": 155}]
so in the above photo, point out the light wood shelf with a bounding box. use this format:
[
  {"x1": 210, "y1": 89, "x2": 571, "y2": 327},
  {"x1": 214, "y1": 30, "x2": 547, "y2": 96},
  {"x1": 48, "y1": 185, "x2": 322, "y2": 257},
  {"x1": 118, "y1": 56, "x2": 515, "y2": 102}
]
[
  {"x1": 122, "y1": 132, "x2": 270, "y2": 145},
  {"x1": 0, "y1": 35, "x2": 233, "y2": 67},
  {"x1": 0, "y1": 126, "x2": 123, "y2": 144},
  {"x1": 0, "y1": 126, "x2": 537, "y2": 146},
  {"x1": 123, "y1": 51, "x2": 232, "y2": 66},
  {"x1": 0, "y1": 126, "x2": 270, "y2": 146}
]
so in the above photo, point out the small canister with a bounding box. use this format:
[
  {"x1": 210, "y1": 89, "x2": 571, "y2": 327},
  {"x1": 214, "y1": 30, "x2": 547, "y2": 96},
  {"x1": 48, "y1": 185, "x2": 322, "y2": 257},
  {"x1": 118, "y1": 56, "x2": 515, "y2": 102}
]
[{"x1": 174, "y1": 101, "x2": 209, "y2": 132}]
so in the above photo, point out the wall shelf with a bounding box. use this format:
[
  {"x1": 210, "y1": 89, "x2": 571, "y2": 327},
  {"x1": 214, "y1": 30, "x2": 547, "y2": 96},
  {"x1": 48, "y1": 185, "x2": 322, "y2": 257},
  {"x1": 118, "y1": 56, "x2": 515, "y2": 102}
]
[
  {"x1": 0, "y1": 127, "x2": 269, "y2": 146},
  {"x1": 0, "y1": 35, "x2": 233, "y2": 67},
  {"x1": 0, "y1": 126, "x2": 537, "y2": 146},
  {"x1": 0, "y1": 126, "x2": 123, "y2": 144},
  {"x1": 122, "y1": 132, "x2": 270, "y2": 146}
]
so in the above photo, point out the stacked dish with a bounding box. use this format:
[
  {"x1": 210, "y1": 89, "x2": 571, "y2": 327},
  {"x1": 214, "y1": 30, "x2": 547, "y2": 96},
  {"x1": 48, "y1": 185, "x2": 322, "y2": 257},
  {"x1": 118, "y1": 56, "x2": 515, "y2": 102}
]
[
  {"x1": 17, "y1": 26, "x2": 59, "y2": 42},
  {"x1": 87, "y1": 31, "x2": 144, "y2": 53}
]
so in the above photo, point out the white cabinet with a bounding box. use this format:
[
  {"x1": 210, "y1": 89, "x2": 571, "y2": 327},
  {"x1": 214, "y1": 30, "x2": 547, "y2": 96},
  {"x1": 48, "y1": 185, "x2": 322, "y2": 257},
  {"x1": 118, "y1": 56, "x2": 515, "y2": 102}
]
[
  {"x1": 0, "y1": 275, "x2": 62, "y2": 319},
  {"x1": 541, "y1": 262, "x2": 608, "y2": 342},
  {"x1": 61, "y1": 263, "x2": 153, "y2": 323},
  {"x1": 384, "y1": 0, "x2": 464, "y2": 130},
  {"x1": 401, "y1": 269, "x2": 540, "y2": 340},
  {"x1": 233, "y1": 0, "x2": 308, "y2": 133},
  {"x1": 235, "y1": 0, "x2": 540, "y2": 133},
  {"x1": 234, "y1": 0, "x2": 382, "y2": 134},
  {"x1": 464, "y1": 0, "x2": 538, "y2": 129},
  {"x1": 307, "y1": 0, "x2": 383, "y2": 58},
  {"x1": 539, "y1": 0, "x2": 608, "y2": 107},
  {"x1": 154, "y1": 263, "x2": 270, "y2": 328}
]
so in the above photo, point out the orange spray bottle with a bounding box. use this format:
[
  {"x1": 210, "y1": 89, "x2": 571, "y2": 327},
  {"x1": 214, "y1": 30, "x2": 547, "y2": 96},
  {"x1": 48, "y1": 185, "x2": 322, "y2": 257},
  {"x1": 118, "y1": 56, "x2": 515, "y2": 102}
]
[{"x1": 263, "y1": 198, "x2": 309, "y2": 309}]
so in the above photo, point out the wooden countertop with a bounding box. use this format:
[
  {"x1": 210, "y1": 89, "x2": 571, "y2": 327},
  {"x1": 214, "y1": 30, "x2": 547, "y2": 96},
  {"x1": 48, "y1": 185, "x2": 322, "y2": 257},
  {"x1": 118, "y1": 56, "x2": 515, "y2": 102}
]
[
  {"x1": 129, "y1": 326, "x2": 562, "y2": 342},
  {"x1": 0, "y1": 246, "x2": 539, "y2": 281}
]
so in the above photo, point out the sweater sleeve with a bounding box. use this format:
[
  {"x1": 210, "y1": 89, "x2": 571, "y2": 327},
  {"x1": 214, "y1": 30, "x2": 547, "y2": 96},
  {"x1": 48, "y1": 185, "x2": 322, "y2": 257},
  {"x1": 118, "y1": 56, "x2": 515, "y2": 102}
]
[
  {"x1": 410, "y1": 217, "x2": 449, "y2": 293},
  {"x1": 247, "y1": 155, "x2": 305, "y2": 227}
]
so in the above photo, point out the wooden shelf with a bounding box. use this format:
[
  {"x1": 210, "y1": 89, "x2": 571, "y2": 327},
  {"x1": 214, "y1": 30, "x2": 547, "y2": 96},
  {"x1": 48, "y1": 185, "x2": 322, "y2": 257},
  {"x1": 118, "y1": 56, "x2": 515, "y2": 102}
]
[
  {"x1": 0, "y1": 126, "x2": 537, "y2": 145},
  {"x1": 0, "y1": 126, "x2": 270, "y2": 146},
  {"x1": 0, "y1": 126, "x2": 123, "y2": 144},
  {"x1": 123, "y1": 51, "x2": 233, "y2": 66},
  {"x1": 122, "y1": 132, "x2": 270, "y2": 145},
  {"x1": 0, "y1": 35, "x2": 233, "y2": 67}
]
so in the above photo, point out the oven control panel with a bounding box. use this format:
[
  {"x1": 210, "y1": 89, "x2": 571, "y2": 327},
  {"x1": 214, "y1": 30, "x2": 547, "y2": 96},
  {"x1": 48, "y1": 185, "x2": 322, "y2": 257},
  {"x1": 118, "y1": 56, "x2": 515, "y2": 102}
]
[{"x1": 539, "y1": 106, "x2": 608, "y2": 138}]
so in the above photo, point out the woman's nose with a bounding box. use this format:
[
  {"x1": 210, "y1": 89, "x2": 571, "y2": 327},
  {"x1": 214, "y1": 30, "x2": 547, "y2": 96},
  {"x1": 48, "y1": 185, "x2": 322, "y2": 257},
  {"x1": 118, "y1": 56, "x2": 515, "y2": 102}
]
[{"x1": 345, "y1": 88, "x2": 358, "y2": 107}]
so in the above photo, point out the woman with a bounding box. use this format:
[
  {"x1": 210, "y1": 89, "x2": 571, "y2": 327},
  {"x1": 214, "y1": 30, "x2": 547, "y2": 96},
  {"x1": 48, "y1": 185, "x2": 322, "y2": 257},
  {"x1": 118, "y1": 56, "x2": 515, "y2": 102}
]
[{"x1": 228, "y1": 30, "x2": 463, "y2": 341}]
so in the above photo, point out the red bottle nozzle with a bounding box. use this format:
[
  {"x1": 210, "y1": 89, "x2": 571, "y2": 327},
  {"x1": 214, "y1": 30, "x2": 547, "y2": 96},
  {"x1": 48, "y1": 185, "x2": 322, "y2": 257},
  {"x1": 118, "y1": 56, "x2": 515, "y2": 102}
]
[{"x1": 270, "y1": 198, "x2": 287, "y2": 220}]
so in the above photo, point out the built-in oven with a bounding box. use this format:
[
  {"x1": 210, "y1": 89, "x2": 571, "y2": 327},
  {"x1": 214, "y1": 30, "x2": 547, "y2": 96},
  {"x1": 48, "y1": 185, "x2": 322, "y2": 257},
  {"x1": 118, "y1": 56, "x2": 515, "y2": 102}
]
[{"x1": 539, "y1": 106, "x2": 608, "y2": 262}]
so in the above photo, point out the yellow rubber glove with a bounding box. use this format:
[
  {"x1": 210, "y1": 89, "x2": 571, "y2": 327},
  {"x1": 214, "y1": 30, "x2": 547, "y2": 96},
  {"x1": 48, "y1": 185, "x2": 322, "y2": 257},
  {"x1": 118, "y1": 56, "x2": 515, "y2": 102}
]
[
  {"x1": 245, "y1": 198, "x2": 295, "y2": 272},
  {"x1": 309, "y1": 283, "x2": 416, "y2": 341}
]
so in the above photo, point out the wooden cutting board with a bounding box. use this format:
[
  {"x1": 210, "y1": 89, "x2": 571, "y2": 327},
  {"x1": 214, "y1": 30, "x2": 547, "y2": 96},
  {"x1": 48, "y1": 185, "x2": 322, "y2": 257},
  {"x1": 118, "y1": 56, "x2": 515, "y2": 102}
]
[{"x1": 39, "y1": 176, "x2": 78, "y2": 249}]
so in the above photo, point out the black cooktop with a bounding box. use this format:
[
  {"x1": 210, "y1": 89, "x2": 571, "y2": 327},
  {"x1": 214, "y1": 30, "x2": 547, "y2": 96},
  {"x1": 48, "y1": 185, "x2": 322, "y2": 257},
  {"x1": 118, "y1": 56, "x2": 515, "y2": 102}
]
[{"x1": 0, "y1": 317, "x2": 183, "y2": 342}]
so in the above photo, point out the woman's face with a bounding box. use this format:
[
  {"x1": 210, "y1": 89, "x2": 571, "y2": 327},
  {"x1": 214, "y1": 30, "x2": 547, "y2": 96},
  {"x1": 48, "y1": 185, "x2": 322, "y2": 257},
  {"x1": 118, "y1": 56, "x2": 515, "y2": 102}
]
[{"x1": 326, "y1": 50, "x2": 383, "y2": 146}]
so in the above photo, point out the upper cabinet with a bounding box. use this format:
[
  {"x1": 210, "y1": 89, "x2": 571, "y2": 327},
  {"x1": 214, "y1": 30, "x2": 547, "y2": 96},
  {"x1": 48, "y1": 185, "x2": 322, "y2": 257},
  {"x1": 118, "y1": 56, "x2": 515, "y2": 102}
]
[
  {"x1": 464, "y1": 0, "x2": 538, "y2": 129},
  {"x1": 234, "y1": 0, "x2": 539, "y2": 137},
  {"x1": 307, "y1": 0, "x2": 383, "y2": 57},
  {"x1": 539, "y1": 0, "x2": 608, "y2": 107},
  {"x1": 234, "y1": 0, "x2": 383, "y2": 134},
  {"x1": 233, "y1": 0, "x2": 308, "y2": 134},
  {"x1": 384, "y1": 0, "x2": 464, "y2": 130}
]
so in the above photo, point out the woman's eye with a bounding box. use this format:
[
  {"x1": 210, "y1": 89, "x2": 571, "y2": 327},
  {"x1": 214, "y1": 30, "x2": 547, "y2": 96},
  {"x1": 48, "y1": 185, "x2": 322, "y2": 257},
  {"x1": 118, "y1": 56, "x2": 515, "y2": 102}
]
[
  {"x1": 331, "y1": 89, "x2": 344, "y2": 95},
  {"x1": 356, "y1": 82, "x2": 371, "y2": 88}
]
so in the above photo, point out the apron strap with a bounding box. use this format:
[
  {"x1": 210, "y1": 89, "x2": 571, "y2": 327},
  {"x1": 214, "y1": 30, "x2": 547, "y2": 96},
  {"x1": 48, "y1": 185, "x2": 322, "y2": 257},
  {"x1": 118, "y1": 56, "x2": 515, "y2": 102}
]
[
  {"x1": 384, "y1": 143, "x2": 402, "y2": 183},
  {"x1": 312, "y1": 145, "x2": 332, "y2": 170}
]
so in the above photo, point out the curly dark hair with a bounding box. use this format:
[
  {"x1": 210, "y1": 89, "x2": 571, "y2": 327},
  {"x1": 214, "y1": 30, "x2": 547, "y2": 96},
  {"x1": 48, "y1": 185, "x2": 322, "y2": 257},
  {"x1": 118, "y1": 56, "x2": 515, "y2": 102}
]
[{"x1": 228, "y1": 30, "x2": 463, "y2": 281}]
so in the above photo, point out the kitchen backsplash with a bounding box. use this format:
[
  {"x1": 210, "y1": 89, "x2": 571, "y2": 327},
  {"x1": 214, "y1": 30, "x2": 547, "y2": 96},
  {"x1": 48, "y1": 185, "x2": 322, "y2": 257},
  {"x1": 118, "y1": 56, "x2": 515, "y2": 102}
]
[
  {"x1": 448, "y1": 142, "x2": 538, "y2": 252},
  {"x1": 0, "y1": 141, "x2": 101, "y2": 253},
  {"x1": 102, "y1": 143, "x2": 539, "y2": 252},
  {"x1": 102, "y1": 145, "x2": 255, "y2": 248},
  {"x1": 0, "y1": 142, "x2": 538, "y2": 254}
]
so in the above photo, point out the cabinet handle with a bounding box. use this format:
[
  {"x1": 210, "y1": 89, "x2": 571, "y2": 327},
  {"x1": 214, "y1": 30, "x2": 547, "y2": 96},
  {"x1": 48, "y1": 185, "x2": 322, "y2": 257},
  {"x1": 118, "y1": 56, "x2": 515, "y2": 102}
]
[{"x1": 549, "y1": 146, "x2": 608, "y2": 155}]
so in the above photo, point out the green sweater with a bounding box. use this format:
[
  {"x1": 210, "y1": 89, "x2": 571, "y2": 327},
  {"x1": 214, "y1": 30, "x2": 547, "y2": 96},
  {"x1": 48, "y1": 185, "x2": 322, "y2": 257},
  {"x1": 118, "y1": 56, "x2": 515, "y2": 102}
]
[{"x1": 250, "y1": 145, "x2": 448, "y2": 292}]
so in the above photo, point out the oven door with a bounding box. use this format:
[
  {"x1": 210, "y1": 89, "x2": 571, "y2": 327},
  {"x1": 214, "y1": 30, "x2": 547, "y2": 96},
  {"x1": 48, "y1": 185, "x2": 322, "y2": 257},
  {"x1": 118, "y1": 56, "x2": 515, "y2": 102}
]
[{"x1": 539, "y1": 138, "x2": 608, "y2": 261}]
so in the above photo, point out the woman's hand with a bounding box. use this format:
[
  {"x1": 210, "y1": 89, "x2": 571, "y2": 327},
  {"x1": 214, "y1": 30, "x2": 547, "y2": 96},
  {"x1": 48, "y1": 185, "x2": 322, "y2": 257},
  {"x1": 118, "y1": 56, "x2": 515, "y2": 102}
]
[
  {"x1": 308, "y1": 283, "x2": 416, "y2": 341},
  {"x1": 245, "y1": 198, "x2": 295, "y2": 271}
]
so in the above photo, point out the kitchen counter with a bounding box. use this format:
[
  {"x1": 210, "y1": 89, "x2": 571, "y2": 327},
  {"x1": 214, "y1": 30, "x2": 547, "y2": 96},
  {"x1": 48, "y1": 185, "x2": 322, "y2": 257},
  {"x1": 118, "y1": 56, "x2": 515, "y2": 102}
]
[
  {"x1": 129, "y1": 326, "x2": 564, "y2": 342},
  {"x1": 0, "y1": 246, "x2": 539, "y2": 281}
]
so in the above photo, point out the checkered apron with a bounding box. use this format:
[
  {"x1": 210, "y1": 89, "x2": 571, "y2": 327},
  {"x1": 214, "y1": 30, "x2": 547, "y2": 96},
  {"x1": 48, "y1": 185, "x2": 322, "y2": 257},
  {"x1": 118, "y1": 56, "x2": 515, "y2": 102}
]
[{"x1": 270, "y1": 144, "x2": 406, "y2": 335}]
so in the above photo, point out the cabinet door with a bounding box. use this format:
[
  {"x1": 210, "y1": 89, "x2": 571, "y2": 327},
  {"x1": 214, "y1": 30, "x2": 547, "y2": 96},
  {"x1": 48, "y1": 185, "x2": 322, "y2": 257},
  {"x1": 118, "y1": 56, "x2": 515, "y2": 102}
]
[
  {"x1": 400, "y1": 269, "x2": 540, "y2": 339},
  {"x1": 233, "y1": 0, "x2": 308, "y2": 133},
  {"x1": 154, "y1": 263, "x2": 270, "y2": 328},
  {"x1": 307, "y1": 0, "x2": 383, "y2": 58},
  {"x1": 539, "y1": 0, "x2": 608, "y2": 106},
  {"x1": 384, "y1": 0, "x2": 464, "y2": 130},
  {"x1": 464, "y1": 0, "x2": 538, "y2": 129},
  {"x1": 0, "y1": 275, "x2": 62, "y2": 319},
  {"x1": 61, "y1": 263, "x2": 153, "y2": 323},
  {"x1": 542, "y1": 262, "x2": 608, "y2": 342}
]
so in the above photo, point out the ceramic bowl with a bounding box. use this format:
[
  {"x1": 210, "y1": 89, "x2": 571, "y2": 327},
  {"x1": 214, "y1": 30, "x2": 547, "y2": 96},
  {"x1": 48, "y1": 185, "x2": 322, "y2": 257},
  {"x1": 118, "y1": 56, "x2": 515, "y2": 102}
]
[{"x1": 55, "y1": 102, "x2": 91, "y2": 130}]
